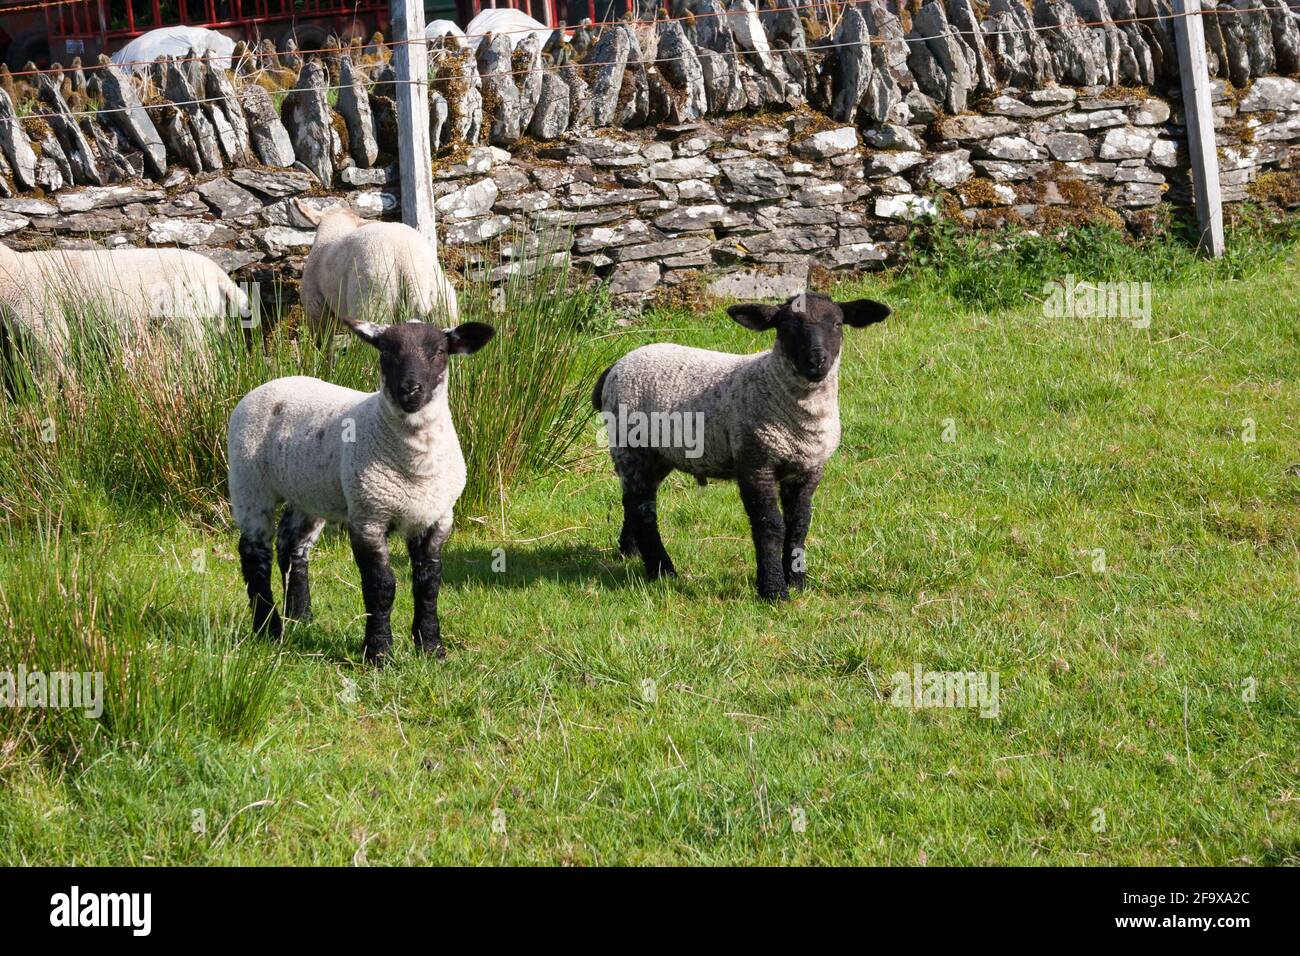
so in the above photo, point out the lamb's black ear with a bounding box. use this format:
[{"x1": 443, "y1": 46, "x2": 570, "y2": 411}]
[
  {"x1": 336, "y1": 315, "x2": 386, "y2": 345},
  {"x1": 727, "y1": 303, "x2": 780, "y2": 331},
  {"x1": 446, "y1": 322, "x2": 495, "y2": 355},
  {"x1": 840, "y1": 298, "x2": 891, "y2": 327}
]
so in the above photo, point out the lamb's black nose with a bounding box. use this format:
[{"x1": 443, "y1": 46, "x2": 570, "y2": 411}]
[
  {"x1": 809, "y1": 348, "x2": 828, "y2": 370},
  {"x1": 400, "y1": 382, "x2": 422, "y2": 398}
]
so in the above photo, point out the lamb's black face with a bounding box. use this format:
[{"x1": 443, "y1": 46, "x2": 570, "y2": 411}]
[
  {"x1": 727, "y1": 293, "x2": 891, "y2": 383},
  {"x1": 342, "y1": 318, "x2": 495, "y2": 414}
]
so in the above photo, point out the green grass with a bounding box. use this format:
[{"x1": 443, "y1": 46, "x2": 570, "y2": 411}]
[{"x1": 1, "y1": 221, "x2": 1298, "y2": 865}]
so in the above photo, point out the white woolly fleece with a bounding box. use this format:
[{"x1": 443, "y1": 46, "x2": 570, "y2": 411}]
[
  {"x1": 227, "y1": 373, "x2": 467, "y2": 544},
  {"x1": 0, "y1": 243, "x2": 247, "y2": 363},
  {"x1": 299, "y1": 207, "x2": 459, "y2": 334},
  {"x1": 598, "y1": 341, "x2": 843, "y2": 479}
]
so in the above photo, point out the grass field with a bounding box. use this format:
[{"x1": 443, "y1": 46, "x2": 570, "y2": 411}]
[{"x1": 2, "y1": 222, "x2": 1298, "y2": 865}]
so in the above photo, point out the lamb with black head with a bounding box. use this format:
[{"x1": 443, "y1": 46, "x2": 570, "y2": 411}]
[
  {"x1": 227, "y1": 316, "x2": 494, "y2": 663},
  {"x1": 592, "y1": 292, "x2": 890, "y2": 600}
]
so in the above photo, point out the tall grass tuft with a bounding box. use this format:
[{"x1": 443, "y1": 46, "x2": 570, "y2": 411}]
[
  {"x1": 0, "y1": 523, "x2": 282, "y2": 766},
  {"x1": 0, "y1": 235, "x2": 616, "y2": 527},
  {"x1": 451, "y1": 230, "x2": 620, "y2": 513}
]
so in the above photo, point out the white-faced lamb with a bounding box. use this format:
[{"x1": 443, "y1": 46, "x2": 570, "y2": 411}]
[
  {"x1": 227, "y1": 315, "x2": 494, "y2": 663},
  {"x1": 294, "y1": 200, "x2": 459, "y2": 336},
  {"x1": 592, "y1": 292, "x2": 891, "y2": 600},
  {"x1": 0, "y1": 241, "x2": 247, "y2": 367}
]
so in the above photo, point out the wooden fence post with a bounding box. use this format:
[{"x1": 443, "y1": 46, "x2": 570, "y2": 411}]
[
  {"x1": 1173, "y1": 0, "x2": 1225, "y2": 258},
  {"x1": 391, "y1": 0, "x2": 437, "y2": 246}
]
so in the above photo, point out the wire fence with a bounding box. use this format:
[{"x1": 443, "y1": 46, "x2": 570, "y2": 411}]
[{"x1": 2, "y1": 3, "x2": 1298, "y2": 124}]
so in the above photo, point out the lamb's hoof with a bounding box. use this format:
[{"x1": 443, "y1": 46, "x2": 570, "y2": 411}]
[
  {"x1": 645, "y1": 565, "x2": 678, "y2": 581},
  {"x1": 618, "y1": 542, "x2": 640, "y2": 558},
  {"x1": 362, "y1": 642, "x2": 391, "y2": 667},
  {"x1": 758, "y1": 588, "x2": 791, "y2": 602},
  {"x1": 788, "y1": 574, "x2": 808, "y2": 591},
  {"x1": 284, "y1": 609, "x2": 313, "y2": 625},
  {"x1": 417, "y1": 640, "x2": 446, "y2": 659}
]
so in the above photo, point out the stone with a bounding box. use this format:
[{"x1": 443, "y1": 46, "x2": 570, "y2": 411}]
[
  {"x1": 707, "y1": 263, "x2": 809, "y2": 300},
  {"x1": 1059, "y1": 108, "x2": 1129, "y2": 131},
  {"x1": 254, "y1": 226, "x2": 316, "y2": 257},
  {"x1": 147, "y1": 218, "x2": 235, "y2": 246},
  {"x1": 494, "y1": 190, "x2": 553, "y2": 213},
  {"x1": 574, "y1": 219, "x2": 653, "y2": 253},
  {"x1": 911, "y1": 1, "x2": 974, "y2": 113},
  {"x1": 948, "y1": 0, "x2": 997, "y2": 93},
  {"x1": 0, "y1": 211, "x2": 29, "y2": 236},
  {"x1": 56, "y1": 186, "x2": 164, "y2": 213},
  {"x1": 609, "y1": 236, "x2": 713, "y2": 263},
  {"x1": 718, "y1": 158, "x2": 789, "y2": 201},
  {"x1": 0, "y1": 197, "x2": 55, "y2": 216},
  {"x1": 336, "y1": 55, "x2": 378, "y2": 167},
  {"x1": 529, "y1": 71, "x2": 571, "y2": 140},
  {"x1": 196, "y1": 177, "x2": 263, "y2": 218},
  {"x1": 609, "y1": 261, "x2": 661, "y2": 295},
  {"x1": 1262, "y1": 0, "x2": 1300, "y2": 74},
  {"x1": 656, "y1": 19, "x2": 708, "y2": 123},
  {"x1": 36, "y1": 72, "x2": 103, "y2": 185},
  {"x1": 435, "y1": 178, "x2": 499, "y2": 219},
  {"x1": 936, "y1": 114, "x2": 1018, "y2": 140},
  {"x1": 0, "y1": 90, "x2": 38, "y2": 191},
  {"x1": 281, "y1": 60, "x2": 340, "y2": 186},
  {"x1": 866, "y1": 151, "x2": 925, "y2": 175},
  {"x1": 982, "y1": 136, "x2": 1047, "y2": 161},
  {"x1": 874, "y1": 195, "x2": 939, "y2": 220},
  {"x1": 238, "y1": 85, "x2": 295, "y2": 167},
  {"x1": 350, "y1": 190, "x2": 397, "y2": 219},
  {"x1": 162, "y1": 60, "x2": 221, "y2": 172},
  {"x1": 1098, "y1": 126, "x2": 1158, "y2": 160},
  {"x1": 444, "y1": 215, "x2": 513, "y2": 245},
  {"x1": 1238, "y1": 76, "x2": 1300, "y2": 112},
  {"x1": 1129, "y1": 98, "x2": 1172, "y2": 125},
  {"x1": 654, "y1": 204, "x2": 730, "y2": 232},
  {"x1": 1045, "y1": 132, "x2": 1093, "y2": 161},
  {"x1": 924, "y1": 149, "x2": 975, "y2": 188},
  {"x1": 204, "y1": 57, "x2": 251, "y2": 164},
  {"x1": 477, "y1": 34, "x2": 522, "y2": 146},
  {"x1": 986, "y1": 0, "x2": 1055, "y2": 87},
  {"x1": 793, "y1": 183, "x2": 865, "y2": 206},
  {"x1": 678, "y1": 179, "x2": 717, "y2": 202},
  {"x1": 862, "y1": 124, "x2": 924, "y2": 150},
  {"x1": 432, "y1": 46, "x2": 483, "y2": 146},
  {"x1": 1035, "y1": 0, "x2": 1105, "y2": 85},
  {"x1": 96, "y1": 58, "x2": 167, "y2": 178},
  {"x1": 1149, "y1": 137, "x2": 1180, "y2": 167},
  {"x1": 585, "y1": 20, "x2": 631, "y2": 127},
  {"x1": 830, "y1": 7, "x2": 872, "y2": 122},
  {"x1": 231, "y1": 168, "x2": 315, "y2": 198},
  {"x1": 649, "y1": 156, "x2": 720, "y2": 181},
  {"x1": 792, "y1": 127, "x2": 858, "y2": 160},
  {"x1": 562, "y1": 188, "x2": 659, "y2": 210},
  {"x1": 340, "y1": 166, "x2": 391, "y2": 187},
  {"x1": 514, "y1": 34, "x2": 543, "y2": 133}
]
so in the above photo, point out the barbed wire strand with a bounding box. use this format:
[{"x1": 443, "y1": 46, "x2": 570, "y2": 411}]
[
  {"x1": 2, "y1": 1, "x2": 1298, "y2": 80},
  {"x1": 5, "y1": 3, "x2": 1299, "y2": 120}
]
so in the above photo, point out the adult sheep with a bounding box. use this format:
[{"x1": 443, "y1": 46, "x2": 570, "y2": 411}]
[
  {"x1": 592, "y1": 292, "x2": 891, "y2": 601},
  {"x1": 227, "y1": 315, "x2": 494, "y2": 663},
  {"x1": 294, "y1": 200, "x2": 459, "y2": 337},
  {"x1": 0, "y1": 241, "x2": 247, "y2": 368}
]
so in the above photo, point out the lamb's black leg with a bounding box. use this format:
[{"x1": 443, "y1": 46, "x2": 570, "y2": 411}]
[
  {"x1": 238, "y1": 533, "x2": 282, "y2": 639},
  {"x1": 276, "y1": 509, "x2": 324, "y2": 622},
  {"x1": 738, "y1": 470, "x2": 788, "y2": 601},
  {"x1": 408, "y1": 522, "x2": 450, "y2": 658},
  {"x1": 617, "y1": 515, "x2": 640, "y2": 557},
  {"x1": 349, "y1": 525, "x2": 396, "y2": 665},
  {"x1": 617, "y1": 452, "x2": 676, "y2": 579},
  {"x1": 780, "y1": 472, "x2": 821, "y2": 591}
]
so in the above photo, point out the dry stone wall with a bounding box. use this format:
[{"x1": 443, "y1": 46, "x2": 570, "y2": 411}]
[{"x1": 0, "y1": 0, "x2": 1299, "y2": 304}]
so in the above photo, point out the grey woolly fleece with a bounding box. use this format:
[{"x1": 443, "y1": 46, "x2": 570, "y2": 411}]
[
  {"x1": 227, "y1": 372, "x2": 467, "y2": 545},
  {"x1": 596, "y1": 340, "x2": 843, "y2": 479}
]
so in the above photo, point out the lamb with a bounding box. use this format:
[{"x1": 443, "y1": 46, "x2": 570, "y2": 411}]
[
  {"x1": 227, "y1": 314, "x2": 494, "y2": 663},
  {"x1": 294, "y1": 200, "x2": 459, "y2": 337},
  {"x1": 0, "y1": 241, "x2": 248, "y2": 367},
  {"x1": 592, "y1": 292, "x2": 891, "y2": 601}
]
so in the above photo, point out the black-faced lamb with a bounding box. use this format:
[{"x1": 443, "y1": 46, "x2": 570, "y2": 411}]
[
  {"x1": 227, "y1": 316, "x2": 494, "y2": 662},
  {"x1": 592, "y1": 292, "x2": 890, "y2": 600}
]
